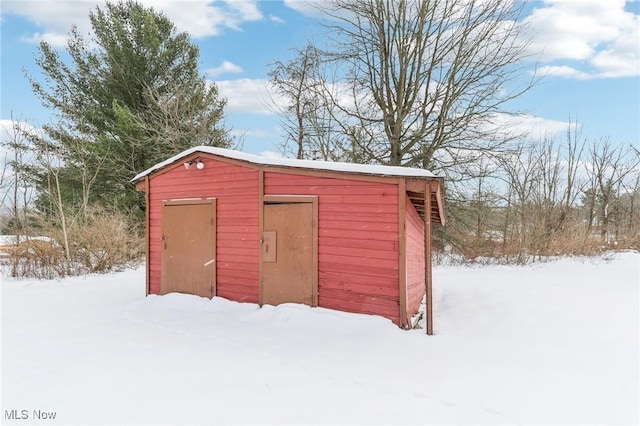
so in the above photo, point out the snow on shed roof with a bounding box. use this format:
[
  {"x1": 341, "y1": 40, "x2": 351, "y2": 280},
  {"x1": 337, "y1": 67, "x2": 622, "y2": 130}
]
[{"x1": 132, "y1": 146, "x2": 437, "y2": 182}]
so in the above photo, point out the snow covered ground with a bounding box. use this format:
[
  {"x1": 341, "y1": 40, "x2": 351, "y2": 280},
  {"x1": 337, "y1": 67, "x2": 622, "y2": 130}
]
[{"x1": 1, "y1": 252, "x2": 638, "y2": 425}]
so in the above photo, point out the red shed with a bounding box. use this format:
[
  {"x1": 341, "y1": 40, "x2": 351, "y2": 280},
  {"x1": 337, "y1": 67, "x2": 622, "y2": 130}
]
[{"x1": 132, "y1": 147, "x2": 445, "y2": 332}]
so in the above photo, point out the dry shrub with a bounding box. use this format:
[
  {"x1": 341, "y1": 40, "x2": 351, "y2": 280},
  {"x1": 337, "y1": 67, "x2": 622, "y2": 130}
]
[
  {"x1": 65, "y1": 208, "x2": 143, "y2": 273},
  {"x1": 2, "y1": 237, "x2": 63, "y2": 279},
  {"x1": 436, "y1": 217, "x2": 615, "y2": 265},
  {"x1": 545, "y1": 225, "x2": 603, "y2": 257},
  {"x1": 2, "y1": 208, "x2": 144, "y2": 279}
]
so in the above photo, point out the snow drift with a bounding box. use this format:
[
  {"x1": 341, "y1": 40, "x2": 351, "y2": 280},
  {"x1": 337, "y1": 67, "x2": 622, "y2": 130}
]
[{"x1": 2, "y1": 252, "x2": 638, "y2": 425}]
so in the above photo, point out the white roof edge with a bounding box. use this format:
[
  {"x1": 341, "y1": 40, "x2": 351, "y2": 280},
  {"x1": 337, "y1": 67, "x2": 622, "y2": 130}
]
[{"x1": 131, "y1": 146, "x2": 438, "y2": 182}]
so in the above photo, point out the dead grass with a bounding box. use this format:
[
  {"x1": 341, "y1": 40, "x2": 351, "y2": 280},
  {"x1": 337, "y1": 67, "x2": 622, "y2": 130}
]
[{"x1": 2, "y1": 208, "x2": 143, "y2": 279}]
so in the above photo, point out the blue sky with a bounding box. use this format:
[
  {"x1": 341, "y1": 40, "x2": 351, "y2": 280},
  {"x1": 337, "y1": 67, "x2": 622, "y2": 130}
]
[{"x1": 1, "y1": 0, "x2": 638, "y2": 157}]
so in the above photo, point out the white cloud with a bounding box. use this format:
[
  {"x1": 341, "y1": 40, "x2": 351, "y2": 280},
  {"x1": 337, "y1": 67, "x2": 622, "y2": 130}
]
[
  {"x1": 268, "y1": 14, "x2": 285, "y2": 24},
  {"x1": 0, "y1": 119, "x2": 41, "y2": 144},
  {"x1": 537, "y1": 65, "x2": 592, "y2": 80},
  {"x1": 152, "y1": 0, "x2": 262, "y2": 37},
  {"x1": 19, "y1": 32, "x2": 69, "y2": 48},
  {"x1": 524, "y1": 0, "x2": 639, "y2": 78},
  {"x1": 487, "y1": 114, "x2": 571, "y2": 141},
  {"x1": 2, "y1": 1, "x2": 100, "y2": 32},
  {"x1": 513, "y1": 115, "x2": 571, "y2": 139},
  {"x1": 2, "y1": 0, "x2": 101, "y2": 46},
  {"x1": 282, "y1": 0, "x2": 325, "y2": 17},
  {"x1": 216, "y1": 78, "x2": 275, "y2": 115},
  {"x1": 223, "y1": 0, "x2": 262, "y2": 22},
  {"x1": 206, "y1": 61, "x2": 244, "y2": 77},
  {"x1": 2, "y1": 0, "x2": 264, "y2": 45},
  {"x1": 0, "y1": 119, "x2": 43, "y2": 180}
]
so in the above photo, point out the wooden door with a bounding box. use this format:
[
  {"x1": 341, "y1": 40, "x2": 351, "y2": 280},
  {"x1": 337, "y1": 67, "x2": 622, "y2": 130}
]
[
  {"x1": 262, "y1": 201, "x2": 317, "y2": 306},
  {"x1": 161, "y1": 199, "x2": 216, "y2": 298}
]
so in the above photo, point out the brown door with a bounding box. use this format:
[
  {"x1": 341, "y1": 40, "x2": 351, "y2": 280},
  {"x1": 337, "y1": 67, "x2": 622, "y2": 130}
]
[
  {"x1": 262, "y1": 201, "x2": 316, "y2": 306},
  {"x1": 161, "y1": 199, "x2": 216, "y2": 298}
]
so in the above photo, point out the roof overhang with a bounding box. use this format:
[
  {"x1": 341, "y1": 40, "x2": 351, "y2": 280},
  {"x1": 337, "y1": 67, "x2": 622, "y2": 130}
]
[{"x1": 406, "y1": 178, "x2": 445, "y2": 226}]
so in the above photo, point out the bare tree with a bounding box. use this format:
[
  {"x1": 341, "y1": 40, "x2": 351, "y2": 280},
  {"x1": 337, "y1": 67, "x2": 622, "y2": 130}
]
[
  {"x1": 0, "y1": 142, "x2": 11, "y2": 210},
  {"x1": 41, "y1": 141, "x2": 72, "y2": 270},
  {"x1": 300, "y1": 0, "x2": 535, "y2": 170},
  {"x1": 586, "y1": 140, "x2": 639, "y2": 243},
  {"x1": 497, "y1": 141, "x2": 539, "y2": 261},
  {"x1": 269, "y1": 44, "x2": 321, "y2": 159},
  {"x1": 1, "y1": 117, "x2": 37, "y2": 223},
  {"x1": 625, "y1": 170, "x2": 640, "y2": 240},
  {"x1": 268, "y1": 44, "x2": 353, "y2": 161},
  {"x1": 563, "y1": 119, "x2": 586, "y2": 210},
  {"x1": 497, "y1": 129, "x2": 591, "y2": 259},
  {"x1": 0, "y1": 117, "x2": 38, "y2": 275}
]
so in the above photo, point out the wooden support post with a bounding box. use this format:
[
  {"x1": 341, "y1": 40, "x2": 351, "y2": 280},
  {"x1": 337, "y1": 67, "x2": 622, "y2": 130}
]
[
  {"x1": 424, "y1": 181, "x2": 433, "y2": 335},
  {"x1": 145, "y1": 175, "x2": 150, "y2": 296},
  {"x1": 398, "y1": 179, "x2": 408, "y2": 328}
]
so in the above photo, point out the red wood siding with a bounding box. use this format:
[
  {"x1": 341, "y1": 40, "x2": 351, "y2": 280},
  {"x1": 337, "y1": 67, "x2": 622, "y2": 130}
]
[
  {"x1": 148, "y1": 158, "x2": 259, "y2": 302},
  {"x1": 405, "y1": 198, "x2": 425, "y2": 320},
  {"x1": 264, "y1": 172, "x2": 400, "y2": 324}
]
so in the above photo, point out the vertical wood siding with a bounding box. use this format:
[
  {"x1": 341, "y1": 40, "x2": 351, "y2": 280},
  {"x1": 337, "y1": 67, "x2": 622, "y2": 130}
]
[
  {"x1": 264, "y1": 172, "x2": 400, "y2": 324},
  {"x1": 405, "y1": 198, "x2": 426, "y2": 320},
  {"x1": 148, "y1": 158, "x2": 259, "y2": 301}
]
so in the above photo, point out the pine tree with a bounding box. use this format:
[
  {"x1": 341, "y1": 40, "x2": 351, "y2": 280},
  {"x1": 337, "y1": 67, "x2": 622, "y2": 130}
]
[{"x1": 26, "y1": 0, "x2": 229, "y2": 215}]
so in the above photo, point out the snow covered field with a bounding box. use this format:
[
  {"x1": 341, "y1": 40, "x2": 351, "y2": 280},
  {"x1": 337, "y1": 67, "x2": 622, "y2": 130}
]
[{"x1": 2, "y1": 252, "x2": 638, "y2": 425}]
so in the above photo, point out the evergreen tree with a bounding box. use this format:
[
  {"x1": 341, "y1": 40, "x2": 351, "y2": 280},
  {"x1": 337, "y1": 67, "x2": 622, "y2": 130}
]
[{"x1": 26, "y1": 0, "x2": 229, "y2": 215}]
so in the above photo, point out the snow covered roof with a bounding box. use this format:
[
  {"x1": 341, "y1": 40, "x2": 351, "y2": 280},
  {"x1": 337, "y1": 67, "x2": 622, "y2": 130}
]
[{"x1": 131, "y1": 146, "x2": 437, "y2": 182}]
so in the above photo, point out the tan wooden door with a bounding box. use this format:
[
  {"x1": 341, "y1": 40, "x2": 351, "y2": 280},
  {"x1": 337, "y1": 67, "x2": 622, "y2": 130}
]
[
  {"x1": 262, "y1": 202, "x2": 316, "y2": 306},
  {"x1": 161, "y1": 199, "x2": 216, "y2": 298}
]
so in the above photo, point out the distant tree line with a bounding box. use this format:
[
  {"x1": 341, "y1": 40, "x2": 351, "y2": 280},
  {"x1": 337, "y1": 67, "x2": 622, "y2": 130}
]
[
  {"x1": 1, "y1": 0, "x2": 637, "y2": 278},
  {"x1": 439, "y1": 124, "x2": 640, "y2": 263}
]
